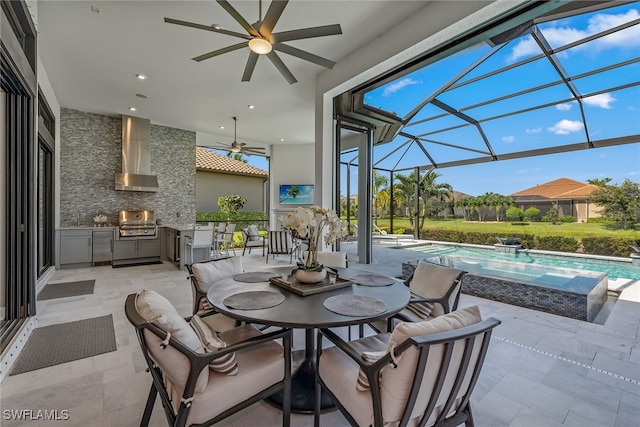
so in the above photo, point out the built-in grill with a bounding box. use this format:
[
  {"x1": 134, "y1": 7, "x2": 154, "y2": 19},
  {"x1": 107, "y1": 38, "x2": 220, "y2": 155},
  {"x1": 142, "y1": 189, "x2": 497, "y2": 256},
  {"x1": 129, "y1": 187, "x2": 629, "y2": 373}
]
[{"x1": 118, "y1": 210, "x2": 157, "y2": 239}]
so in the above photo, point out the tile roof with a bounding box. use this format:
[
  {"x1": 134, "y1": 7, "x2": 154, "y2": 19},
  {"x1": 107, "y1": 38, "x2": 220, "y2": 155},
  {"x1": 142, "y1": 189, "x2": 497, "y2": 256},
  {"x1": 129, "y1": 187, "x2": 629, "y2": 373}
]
[
  {"x1": 196, "y1": 147, "x2": 268, "y2": 178},
  {"x1": 511, "y1": 177, "x2": 598, "y2": 199}
]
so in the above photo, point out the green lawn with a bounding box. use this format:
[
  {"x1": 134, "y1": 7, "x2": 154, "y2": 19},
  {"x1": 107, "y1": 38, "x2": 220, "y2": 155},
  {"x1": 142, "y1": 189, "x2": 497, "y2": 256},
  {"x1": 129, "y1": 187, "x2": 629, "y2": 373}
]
[{"x1": 372, "y1": 217, "x2": 639, "y2": 240}]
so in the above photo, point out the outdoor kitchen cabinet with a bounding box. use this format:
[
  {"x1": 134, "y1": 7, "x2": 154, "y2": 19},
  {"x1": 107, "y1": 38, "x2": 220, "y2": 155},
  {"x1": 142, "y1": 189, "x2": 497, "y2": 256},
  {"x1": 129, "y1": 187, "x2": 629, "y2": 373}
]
[
  {"x1": 59, "y1": 229, "x2": 93, "y2": 267},
  {"x1": 112, "y1": 238, "x2": 161, "y2": 266}
]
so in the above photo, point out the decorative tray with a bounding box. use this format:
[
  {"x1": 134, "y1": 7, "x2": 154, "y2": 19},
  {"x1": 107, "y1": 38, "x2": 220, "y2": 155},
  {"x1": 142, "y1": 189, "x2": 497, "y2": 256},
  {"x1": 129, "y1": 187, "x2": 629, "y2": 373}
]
[{"x1": 269, "y1": 275, "x2": 352, "y2": 296}]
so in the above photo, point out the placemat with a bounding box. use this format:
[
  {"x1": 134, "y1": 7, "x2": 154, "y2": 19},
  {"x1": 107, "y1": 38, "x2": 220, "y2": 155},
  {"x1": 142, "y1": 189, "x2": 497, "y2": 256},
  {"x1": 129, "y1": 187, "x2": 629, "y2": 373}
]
[
  {"x1": 232, "y1": 272, "x2": 280, "y2": 283},
  {"x1": 223, "y1": 291, "x2": 285, "y2": 310},
  {"x1": 323, "y1": 295, "x2": 388, "y2": 317},
  {"x1": 349, "y1": 274, "x2": 396, "y2": 287}
]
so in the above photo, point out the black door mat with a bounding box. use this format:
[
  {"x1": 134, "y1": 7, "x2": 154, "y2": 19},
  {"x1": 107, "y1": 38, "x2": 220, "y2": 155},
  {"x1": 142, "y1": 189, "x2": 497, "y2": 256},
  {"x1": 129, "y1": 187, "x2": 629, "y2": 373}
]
[
  {"x1": 37, "y1": 279, "x2": 95, "y2": 301},
  {"x1": 10, "y1": 314, "x2": 117, "y2": 375}
]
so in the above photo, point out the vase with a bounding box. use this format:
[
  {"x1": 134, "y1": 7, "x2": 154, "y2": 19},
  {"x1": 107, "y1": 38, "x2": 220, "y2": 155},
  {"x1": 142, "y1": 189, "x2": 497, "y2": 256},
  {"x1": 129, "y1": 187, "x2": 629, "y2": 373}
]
[{"x1": 293, "y1": 268, "x2": 326, "y2": 284}]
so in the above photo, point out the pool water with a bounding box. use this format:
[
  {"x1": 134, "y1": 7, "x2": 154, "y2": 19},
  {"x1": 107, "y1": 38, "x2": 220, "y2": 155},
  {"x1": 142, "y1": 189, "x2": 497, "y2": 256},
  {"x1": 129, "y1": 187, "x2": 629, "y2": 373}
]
[{"x1": 408, "y1": 244, "x2": 639, "y2": 281}]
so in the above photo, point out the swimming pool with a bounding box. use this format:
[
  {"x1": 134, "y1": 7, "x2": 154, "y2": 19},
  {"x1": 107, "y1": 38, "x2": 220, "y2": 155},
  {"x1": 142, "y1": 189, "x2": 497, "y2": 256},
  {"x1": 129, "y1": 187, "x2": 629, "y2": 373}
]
[{"x1": 407, "y1": 243, "x2": 639, "y2": 281}]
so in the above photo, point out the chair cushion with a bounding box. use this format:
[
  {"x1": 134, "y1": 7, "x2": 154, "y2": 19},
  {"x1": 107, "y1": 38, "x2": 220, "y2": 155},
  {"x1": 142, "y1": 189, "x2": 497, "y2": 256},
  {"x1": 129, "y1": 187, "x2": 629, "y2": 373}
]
[
  {"x1": 381, "y1": 306, "x2": 482, "y2": 423},
  {"x1": 410, "y1": 262, "x2": 463, "y2": 316},
  {"x1": 246, "y1": 224, "x2": 261, "y2": 241},
  {"x1": 136, "y1": 289, "x2": 208, "y2": 392},
  {"x1": 319, "y1": 333, "x2": 390, "y2": 427},
  {"x1": 167, "y1": 333, "x2": 285, "y2": 426},
  {"x1": 356, "y1": 351, "x2": 386, "y2": 391},
  {"x1": 191, "y1": 257, "x2": 243, "y2": 292},
  {"x1": 190, "y1": 314, "x2": 238, "y2": 375}
]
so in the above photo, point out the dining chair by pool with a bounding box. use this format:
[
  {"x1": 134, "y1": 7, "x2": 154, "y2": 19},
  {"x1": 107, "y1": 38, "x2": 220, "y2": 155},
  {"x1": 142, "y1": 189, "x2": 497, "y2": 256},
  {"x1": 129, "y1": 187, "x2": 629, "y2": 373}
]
[
  {"x1": 368, "y1": 261, "x2": 467, "y2": 334},
  {"x1": 125, "y1": 290, "x2": 292, "y2": 427},
  {"x1": 242, "y1": 224, "x2": 268, "y2": 256},
  {"x1": 315, "y1": 306, "x2": 500, "y2": 427}
]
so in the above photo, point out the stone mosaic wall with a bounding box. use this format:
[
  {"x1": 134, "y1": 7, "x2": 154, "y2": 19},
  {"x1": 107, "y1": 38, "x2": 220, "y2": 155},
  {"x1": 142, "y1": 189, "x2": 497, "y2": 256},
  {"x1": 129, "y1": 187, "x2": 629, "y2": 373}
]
[
  {"x1": 59, "y1": 108, "x2": 195, "y2": 227},
  {"x1": 401, "y1": 261, "x2": 607, "y2": 322}
]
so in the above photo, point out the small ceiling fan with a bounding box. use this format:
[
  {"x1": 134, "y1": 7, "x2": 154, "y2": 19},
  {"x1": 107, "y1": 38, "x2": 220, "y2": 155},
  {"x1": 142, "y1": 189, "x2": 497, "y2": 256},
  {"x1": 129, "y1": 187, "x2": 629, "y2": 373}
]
[
  {"x1": 165, "y1": 0, "x2": 342, "y2": 84},
  {"x1": 212, "y1": 116, "x2": 266, "y2": 155}
]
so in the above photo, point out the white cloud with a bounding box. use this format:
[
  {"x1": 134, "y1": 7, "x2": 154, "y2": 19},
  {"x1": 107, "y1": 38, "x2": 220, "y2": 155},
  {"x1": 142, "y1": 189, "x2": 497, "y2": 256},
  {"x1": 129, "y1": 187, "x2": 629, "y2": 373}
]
[
  {"x1": 382, "y1": 78, "x2": 420, "y2": 97},
  {"x1": 517, "y1": 169, "x2": 528, "y2": 174},
  {"x1": 508, "y1": 8, "x2": 640, "y2": 62},
  {"x1": 548, "y1": 119, "x2": 584, "y2": 135},
  {"x1": 583, "y1": 93, "x2": 616, "y2": 109},
  {"x1": 502, "y1": 136, "x2": 515, "y2": 143},
  {"x1": 556, "y1": 103, "x2": 573, "y2": 111},
  {"x1": 526, "y1": 127, "x2": 542, "y2": 134}
]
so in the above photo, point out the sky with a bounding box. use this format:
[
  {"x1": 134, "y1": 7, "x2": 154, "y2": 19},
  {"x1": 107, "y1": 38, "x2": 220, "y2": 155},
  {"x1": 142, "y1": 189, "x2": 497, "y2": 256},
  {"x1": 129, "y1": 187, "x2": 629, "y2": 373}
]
[{"x1": 218, "y1": 2, "x2": 640, "y2": 197}]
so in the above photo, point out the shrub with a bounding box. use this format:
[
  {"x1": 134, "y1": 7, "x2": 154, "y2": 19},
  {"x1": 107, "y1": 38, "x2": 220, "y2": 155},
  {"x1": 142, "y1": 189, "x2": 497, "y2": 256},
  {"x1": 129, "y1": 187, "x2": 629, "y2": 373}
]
[
  {"x1": 524, "y1": 207, "x2": 541, "y2": 222},
  {"x1": 560, "y1": 216, "x2": 575, "y2": 223},
  {"x1": 506, "y1": 207, "x2": 524, "y2": 222},
  {"x1": 535, "y1": 236, "x2": 579, "y2": 252},
  {"x1": 582, "y1": 237, "x2": 639, "y2": 257}
]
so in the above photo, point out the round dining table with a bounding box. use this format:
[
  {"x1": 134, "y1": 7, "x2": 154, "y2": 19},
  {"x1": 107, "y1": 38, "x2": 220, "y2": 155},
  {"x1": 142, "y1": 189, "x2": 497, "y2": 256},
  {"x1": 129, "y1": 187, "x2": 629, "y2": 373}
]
[{"x1": 206, "y1": 266, "x2": 410, "y2": 413}]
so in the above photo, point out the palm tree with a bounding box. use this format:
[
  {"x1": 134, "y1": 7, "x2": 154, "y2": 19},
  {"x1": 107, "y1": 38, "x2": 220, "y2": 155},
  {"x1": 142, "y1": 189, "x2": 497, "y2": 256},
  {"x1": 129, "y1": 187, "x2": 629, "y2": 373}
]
[
  {"x1": 226, "y1": 152, "x2": 248, "y2": 163},
  {"x1": 371, "y1": 170, "x2": 389, "y2": 225}
]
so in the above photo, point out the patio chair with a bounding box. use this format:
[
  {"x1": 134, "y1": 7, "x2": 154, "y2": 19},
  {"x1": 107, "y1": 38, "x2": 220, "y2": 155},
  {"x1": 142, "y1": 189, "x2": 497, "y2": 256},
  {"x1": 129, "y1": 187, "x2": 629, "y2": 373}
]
[
  {"x1": 266, "y1": 230, "x2": 297, "y2": 264},
  {"x1": 125, "y1": 290, "x2": 291, "y2": 427},
  {"x1": 186, "y1": 256, "x2": 244, "y2": 332},
  {"x1": 314, "y1": 305, "x2": 500, "y2": 427},
  {"x1": 216, "y1": 223, "x2": 237, "y2": 257},
  {"x1": 368, "y1": 261, "x2": 466, "y2": 334},
  {"x1": 242, "y1": 224, "x2": 268, "y2": 256},
  {"x1": 184, "y1": 225, "x2": 214, "y2": 265}
]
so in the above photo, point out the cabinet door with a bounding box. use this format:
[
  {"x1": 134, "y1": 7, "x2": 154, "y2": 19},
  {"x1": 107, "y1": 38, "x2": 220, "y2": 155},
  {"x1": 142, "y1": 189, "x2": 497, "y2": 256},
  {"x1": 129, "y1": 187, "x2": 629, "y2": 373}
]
[
  {"x1": 113, "y1": 240, "x2": 138, "y2": 260},
  {"x1": 138, "y1": 239, "x2": 161, "y2": 258},
  {"x1": 60, "y1": 233, "x2": 93, "y2": 264}
]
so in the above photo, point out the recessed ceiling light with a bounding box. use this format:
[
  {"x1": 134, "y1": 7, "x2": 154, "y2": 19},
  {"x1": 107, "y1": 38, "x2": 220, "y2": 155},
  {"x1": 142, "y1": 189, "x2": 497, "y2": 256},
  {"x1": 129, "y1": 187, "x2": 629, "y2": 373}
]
[
  {"x1": 135, "y1": 93, "x2": 148, "y2": 99},
  {"x1": 136, "y1": 74, "x2": 147, "y2": 80},
  {"x1": 247, "y1": 105, "x2": 255, "y2": 109},
  {"x1": 219, "y1": 126, "x2": 225, "y2": 129},
  {"x1": 211, "y1": 24, "x2": 221, "y2": 29},
  {"x1": 280, "y1": 138, "x2": 285, "y2": 142},
  {"x1": 128, "y1": 107, "x2": 137, "y2": 112}
]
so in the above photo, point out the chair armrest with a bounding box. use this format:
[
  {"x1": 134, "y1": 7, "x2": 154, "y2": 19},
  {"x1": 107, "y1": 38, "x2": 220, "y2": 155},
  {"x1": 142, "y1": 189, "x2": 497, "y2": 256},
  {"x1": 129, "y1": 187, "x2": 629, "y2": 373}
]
[{"x1": 318, "y1": 328, "x2": 392, "y2": 371}]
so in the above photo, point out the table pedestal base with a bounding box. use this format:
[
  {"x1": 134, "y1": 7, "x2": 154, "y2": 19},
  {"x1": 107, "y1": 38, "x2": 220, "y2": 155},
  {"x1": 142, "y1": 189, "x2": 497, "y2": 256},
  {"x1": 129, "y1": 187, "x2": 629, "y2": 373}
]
[{"x1": 266, "y1": 352, "x2": 335, "y2": 414}]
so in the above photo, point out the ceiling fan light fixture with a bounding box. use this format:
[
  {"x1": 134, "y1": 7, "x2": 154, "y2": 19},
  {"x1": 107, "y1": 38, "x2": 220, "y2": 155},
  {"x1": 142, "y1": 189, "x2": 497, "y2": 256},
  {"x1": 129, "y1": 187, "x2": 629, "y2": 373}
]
[
  {"x1": 230, "y1": 146, "x2": 241, "y2": 153},
  {"x1": 248, "y1": 37, "x2": 272, "y2": 54}
]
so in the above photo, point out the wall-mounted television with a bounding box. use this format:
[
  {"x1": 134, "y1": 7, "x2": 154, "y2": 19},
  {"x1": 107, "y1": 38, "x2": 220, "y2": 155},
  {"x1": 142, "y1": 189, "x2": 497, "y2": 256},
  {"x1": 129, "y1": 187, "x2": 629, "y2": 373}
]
[{"x1": 279, "y1": 184, "x2": 314, "y2": 205}]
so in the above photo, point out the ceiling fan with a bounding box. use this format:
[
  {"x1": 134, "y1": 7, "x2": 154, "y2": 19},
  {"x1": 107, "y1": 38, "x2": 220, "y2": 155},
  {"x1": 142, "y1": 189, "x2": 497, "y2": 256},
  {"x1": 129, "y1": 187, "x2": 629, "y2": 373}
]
[
  {"x1": 165, "y1": 0, "x2": 342, "y2": 84},
  {"x1": 212, "y1": 116, "x2": 266, "y2": 155}
]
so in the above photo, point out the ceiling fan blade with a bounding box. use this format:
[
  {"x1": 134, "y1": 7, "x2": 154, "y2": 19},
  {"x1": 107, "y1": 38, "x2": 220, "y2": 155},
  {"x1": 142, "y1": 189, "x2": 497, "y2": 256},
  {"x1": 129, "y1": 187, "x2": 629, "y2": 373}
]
[
  {"x1": 266, "y1": 51, "x2": 297, "y2": 84},
  {"x1": 164, "y1": 17, "x2": 250, "y2": 40},
  {"x1": 259, "y1": 0, "x2": 288, "y2": 38},
  {"x1": 241, "y1": 146, "x2": 265, "y2": 150},
  {"x1": 216, "y1": 0, "x2": 260, "y2": 37},
  {"x1": 192, "y1": 42, "x2": 248, "y2": 62},
  {"x1": 243, "y1": 149, "x2": 266, "y2": 155},
  {"x1": 271, "y1": 24, "x2": 342, "y2": 43},
  {"x1": 242, "y1": 52, "x2": 259, "y2": 82},
  {"x1": 273, "y1": 43, "x2": 336, "y2": 69}
]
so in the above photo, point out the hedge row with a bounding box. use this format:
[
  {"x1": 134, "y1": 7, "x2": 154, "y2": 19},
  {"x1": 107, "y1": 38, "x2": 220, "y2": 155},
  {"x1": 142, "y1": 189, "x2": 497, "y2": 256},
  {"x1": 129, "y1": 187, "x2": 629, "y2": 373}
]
[
  {"x1": 195, "y1": 211, "x2": 267, "y2": 229},
  {"x1": 420, "y1": 229, "x2": 638, "y2": 257}
]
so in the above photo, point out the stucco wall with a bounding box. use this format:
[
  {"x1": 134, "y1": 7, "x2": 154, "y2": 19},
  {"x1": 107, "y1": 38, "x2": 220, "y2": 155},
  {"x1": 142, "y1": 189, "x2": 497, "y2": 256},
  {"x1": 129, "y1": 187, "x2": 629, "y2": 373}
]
[
  {"x1": 59, "y1": 108, "x2": 195, "y2": 227},
  {"x1": 196, "y1": 171, "x2": 266, "y2": 212}
]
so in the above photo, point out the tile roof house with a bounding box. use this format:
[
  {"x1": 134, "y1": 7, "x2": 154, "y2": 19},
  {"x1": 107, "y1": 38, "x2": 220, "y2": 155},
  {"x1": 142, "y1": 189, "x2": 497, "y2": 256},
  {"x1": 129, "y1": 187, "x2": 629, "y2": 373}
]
[
  {"x1": 511, "y1": 178, "x2": 602, "y2": 222},
  {"x1": 195, "y1": 147, "x2": 268, "y2": 213}
]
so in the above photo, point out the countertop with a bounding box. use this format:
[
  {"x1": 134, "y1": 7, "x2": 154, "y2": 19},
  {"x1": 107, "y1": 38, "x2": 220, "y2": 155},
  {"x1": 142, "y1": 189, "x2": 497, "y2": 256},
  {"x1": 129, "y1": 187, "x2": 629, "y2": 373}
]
[{"x1": 57, "y1": 226, "x2": 117, "y2": 230}]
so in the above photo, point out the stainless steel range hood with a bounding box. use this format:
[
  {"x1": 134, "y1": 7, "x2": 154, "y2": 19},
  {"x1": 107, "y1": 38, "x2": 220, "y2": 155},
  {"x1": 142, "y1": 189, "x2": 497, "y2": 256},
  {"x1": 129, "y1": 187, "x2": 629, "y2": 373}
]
[{"x1": 115, "y1": 115, "x2": 159, "y2": 192}]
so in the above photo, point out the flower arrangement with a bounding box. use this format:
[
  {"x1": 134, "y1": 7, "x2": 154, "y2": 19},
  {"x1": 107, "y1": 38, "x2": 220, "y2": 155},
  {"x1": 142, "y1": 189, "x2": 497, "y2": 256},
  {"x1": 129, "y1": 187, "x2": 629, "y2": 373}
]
[
  {"x1": 280, "y1": 206, "x2": 347, "y2": 271},
  {"x1": 93, "y1": 214, "x2": 107, "y2": 226}
]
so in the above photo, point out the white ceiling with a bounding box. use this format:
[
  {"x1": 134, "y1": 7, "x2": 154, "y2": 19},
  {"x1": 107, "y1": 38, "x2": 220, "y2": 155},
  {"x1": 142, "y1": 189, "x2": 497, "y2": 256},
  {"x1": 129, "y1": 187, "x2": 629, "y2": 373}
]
[{"x1": 37, "y1": 0, "x2": 429, "y2": 151}]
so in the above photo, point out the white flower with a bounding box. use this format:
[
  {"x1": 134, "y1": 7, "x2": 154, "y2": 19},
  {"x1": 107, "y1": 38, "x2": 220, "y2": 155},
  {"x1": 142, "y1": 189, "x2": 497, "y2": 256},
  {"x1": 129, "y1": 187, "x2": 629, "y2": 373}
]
[{"x1": 279, "y1": 205, "x2": 347, "y2": 270}]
